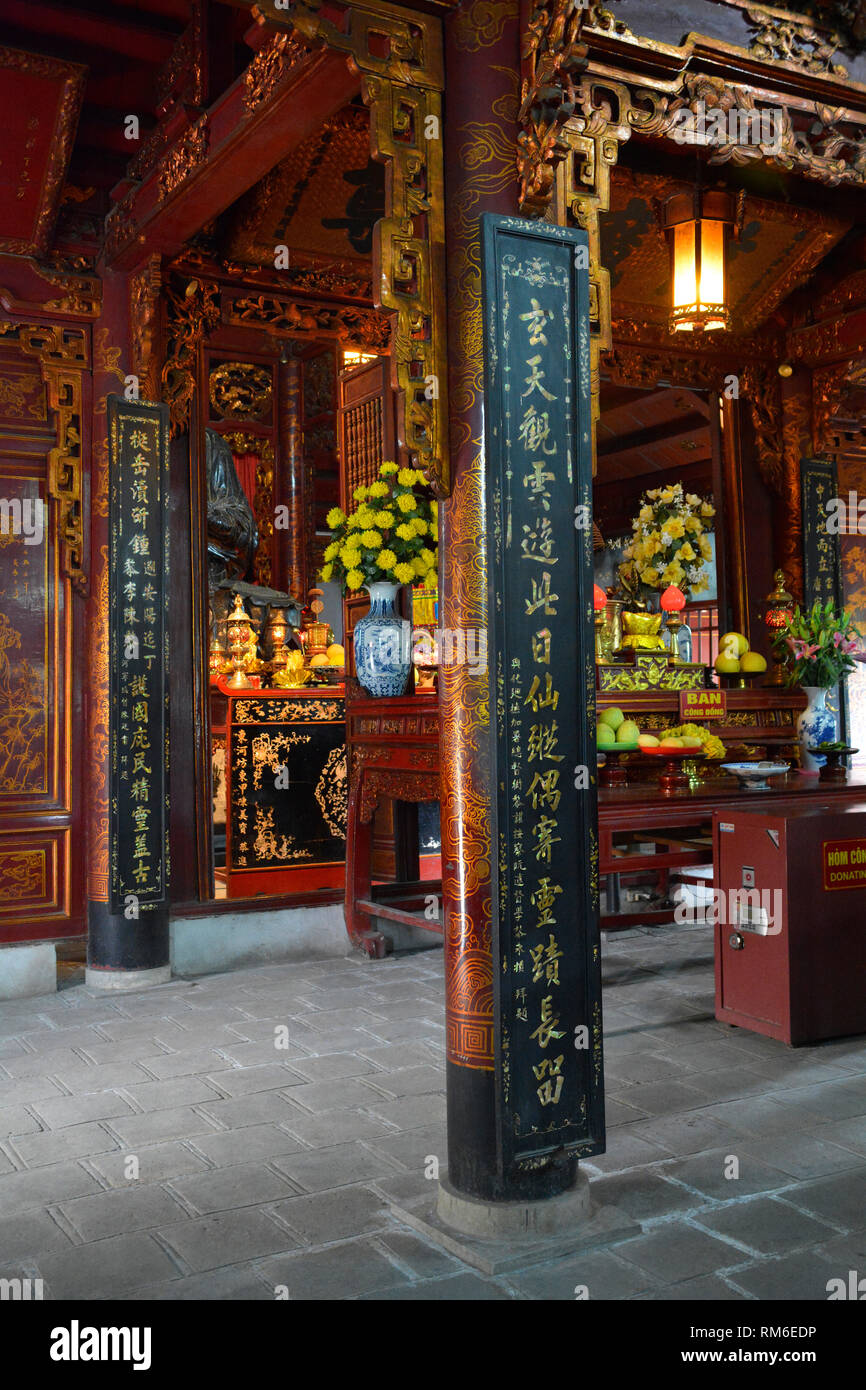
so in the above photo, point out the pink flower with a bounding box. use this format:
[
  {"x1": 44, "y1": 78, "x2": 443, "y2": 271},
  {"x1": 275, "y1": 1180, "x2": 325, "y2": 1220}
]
[
  {"x1": 842, "y1": 637, "x2": 858, "y2": 654},
  {"x1": 833, "y1": 631, "x2": 845, "y2": 647}
]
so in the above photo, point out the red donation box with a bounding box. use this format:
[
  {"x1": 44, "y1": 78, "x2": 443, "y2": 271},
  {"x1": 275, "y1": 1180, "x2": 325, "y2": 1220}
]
[{"x1": 713, "y1": 803, "x2": 866, "y2": 1045}]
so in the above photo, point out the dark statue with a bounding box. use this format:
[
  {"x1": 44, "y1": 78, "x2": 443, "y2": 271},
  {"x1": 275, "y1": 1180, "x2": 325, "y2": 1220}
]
[{"x1": 205, "y1": 427, "x2": 258, "y2": 589}]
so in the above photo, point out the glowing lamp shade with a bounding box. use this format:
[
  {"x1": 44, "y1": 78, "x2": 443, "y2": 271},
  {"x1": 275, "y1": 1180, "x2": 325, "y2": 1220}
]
[
  {"x1": 663, "y1": 189, "x2": 736, "y2": 335},
  {"x1": 593, "y1": 584, "x2": 608, "y2": 611},
  {"x1": 660, "y1": 584, "x2": 686, "y2": 613}
]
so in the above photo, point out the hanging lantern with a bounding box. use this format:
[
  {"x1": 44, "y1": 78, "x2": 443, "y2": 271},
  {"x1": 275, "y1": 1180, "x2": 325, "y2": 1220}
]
[{"x1": 662, "y1": 189, "x2": 738, "y2": 334}]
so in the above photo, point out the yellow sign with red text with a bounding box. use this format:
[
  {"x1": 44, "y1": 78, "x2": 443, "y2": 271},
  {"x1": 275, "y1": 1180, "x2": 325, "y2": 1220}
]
[{"x1": 679, "y1": 689, "x2": 727, "y2": 721}]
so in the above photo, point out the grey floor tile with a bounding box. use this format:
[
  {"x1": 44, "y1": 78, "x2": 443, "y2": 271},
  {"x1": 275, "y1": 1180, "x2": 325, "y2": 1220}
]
[
  {"x1": 373, "y1": 1229, "x2": 463, "y2": 1281},
  {"x1": 118, "y1": 1077, "x2": 225, "y2": 1111},
  {"x1": 664, "y1": 1148, "x2": 794, "y2": 1202},
  {"x1": 30, "y1": 1092, "x2": 136, "y2": 1131},
  {"x1": 271, "y1": 1185, "x2": 389, "y2": 1243},
  {"x1": 726, "y1": 1249, "x2": 840, "y2": 1301},
  {"x1": 589, "y1": 1170, "x2": 697, "y2": 1220},
  {"x1": 738, "y1": 1133, "x2": 866, "y2": 1181},
  {"x1": 168, "y1": 1163, "x2": 297, "y2": 1214},
  {"x1": 781, "y1": 1172, "x2": 866, "y2": 1232},
  {"x1": 287, "y1": 1077, "x2": 388, "y2": 1114},
  {"x1": 272, "y1": 1140, "x2": 400, "y2": 1194},
  {"x1": 694, "y1": 1195, "x2": 836, "y2": 1256},
  {"x1": 38, "y1": 1231, "x2": 180, "y2": 1299},
  {"x1": 360, "y1": 1272, "x2": 513, "y2": 1300},
  {"x1": 196, "y1": 1092, "x2": 298, "y2": 1130},
  {"x1": 613, "y1": 1222, "x2": 746, "y2": 1284},
  {"x1": 0, "y1": 1209, "x2": 73, "y2": 1260},
  {"x1": 137, "y1": 1050, "x2": 235, "y2": 1080},
  {"x1": 0, "y1": 1105, "x2": 42, "y2": 1138},
  {"x1": 52, "y1": 1062, "x2": 154, "y2": 1094},
  {"x1": 87, "y1": 1142, "x2": 211, "y2": 1187},
  {"x1": 9, "y1": 1121, "x2": 120, "y2": 1168},
  {"x1": 157, "y1": 1207, "x2": 298, "y2": 1272},
  {"x1": 287, "y1": 1052, "x2": 381, "y2": 1083},
  {"x1": 636, "y1": 1274, "x2": 746, "y2": 1301},
  {"x1": 121, "y1": 1266, "x2": 274, "y2": 1300},
  {"x1": 257, "y1": 1240, "x2": 409, "y2": 1300},
  {"x1": 204, "y1": 1064, "x2": 305, "y2": 1097},
  {"x1": 360, "y1": 1066, "x2": 444, "y2": 1099},
  {"x1": 108, "y1": 1107, "x2": 220, "y2": 1148},
  {"x1": 189, "y1": 1124, "x2": 303, "y2": 1168},
  {"x1": 58, "y1": 1184, "x2": 188, "y2": 1240},
  {"x1": 0, "y1": 1077, "x2": 65, "y2": 1107},
  {"x1": 278, "y1": 1106, "x2": 395, "y2": 1148},
  {"x1": 506, "y1": 1249, "x2": 661, "y2": 1301},
  {"x1": 0, "y1": 1161, "x2": 102, "y2": 1216},
  {"x1": 363, "y1": 1094, "x2": 447, "y2": 1131}
]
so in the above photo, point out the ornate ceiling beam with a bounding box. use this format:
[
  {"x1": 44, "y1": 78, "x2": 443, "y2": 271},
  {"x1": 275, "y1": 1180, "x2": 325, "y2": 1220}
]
[
  {"x1": 103, "y1": 37, "x2": 361, "y2": 273},
  {"x1": 240, "y1": 0, "x2": 450, "y2": 495}
]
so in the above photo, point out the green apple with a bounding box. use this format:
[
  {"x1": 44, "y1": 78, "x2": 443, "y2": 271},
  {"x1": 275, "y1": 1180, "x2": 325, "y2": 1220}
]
[
  {"x1": 616, "y1": 719, "x2": 641, "y2": 743},
  {"x1": 599, "y1": 706, "x2": 624, "y2": 731}
]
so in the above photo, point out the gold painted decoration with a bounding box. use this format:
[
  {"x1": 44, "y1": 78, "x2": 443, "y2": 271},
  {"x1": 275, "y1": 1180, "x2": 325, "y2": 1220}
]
[
  {"x1": 0, "y1": 849, "x2": 45, "y2": 901},
  {"x1": 209, "y1": 363, "x2": 273, "y2": 421},
  {"x1": 244, "y1": 30, "x2": 311, "y2": 113},
  {"x1": 315, "y1": 743, "x2": 348, "y2": 838},
  {"x1": 161, "y1": 278, "x2": 220, "y2": 435},
  {"x1": 157, "y1": 116, "x2": 209, "y2": 204}
]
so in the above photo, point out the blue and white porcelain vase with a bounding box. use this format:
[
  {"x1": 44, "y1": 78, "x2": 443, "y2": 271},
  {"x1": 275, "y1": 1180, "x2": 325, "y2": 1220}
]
[
  {"x1": 353, "y1": 582, "x2": 411, "y2": 698},
  {"x1": 797, "y1": 685, "x2": 836, "y2": 774}
]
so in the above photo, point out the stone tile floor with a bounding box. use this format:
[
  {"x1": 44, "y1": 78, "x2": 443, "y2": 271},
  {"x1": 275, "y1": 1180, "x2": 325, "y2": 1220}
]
[{"x1": 1, "y1": 921, "x2": 865, "y2": 1300}]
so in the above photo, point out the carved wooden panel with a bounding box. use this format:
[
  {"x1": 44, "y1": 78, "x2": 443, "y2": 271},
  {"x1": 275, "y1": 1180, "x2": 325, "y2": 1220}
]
[
  {"x1": 337, "y1": 357, "x2": 395, "y2": 507},
  {"x1": 0, "y1": 331, "x2": 81, "y2": 939}
]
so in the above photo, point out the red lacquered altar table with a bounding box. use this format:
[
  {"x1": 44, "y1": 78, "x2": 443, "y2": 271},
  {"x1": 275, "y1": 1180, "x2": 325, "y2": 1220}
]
[
  {"x1": 345, "y1": 692, "x2": 441, "y2": 957},
  {"x1": 598, "y1": 771, "x2": 866, "y2": 928},
  {"x1": 343, "y1": 693, "x2": 866, "y2": 945}
]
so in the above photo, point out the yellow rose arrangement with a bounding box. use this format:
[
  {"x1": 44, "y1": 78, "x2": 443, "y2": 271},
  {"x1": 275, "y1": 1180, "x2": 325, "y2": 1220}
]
[
  {"x1": 619, "y1": 481, "x2": 715, "y2": 603},
  {"x1": 321, "y1": 461, "x2": 438, "y2": 594}
]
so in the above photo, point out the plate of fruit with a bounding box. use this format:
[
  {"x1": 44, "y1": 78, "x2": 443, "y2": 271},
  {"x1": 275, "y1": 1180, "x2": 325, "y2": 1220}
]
[
  {"x1": 713, "y1": 630, "x2": 768, "y2": 686},
  {"x1": 596, "y1": 707, "x2": 641, "y2": 752}
]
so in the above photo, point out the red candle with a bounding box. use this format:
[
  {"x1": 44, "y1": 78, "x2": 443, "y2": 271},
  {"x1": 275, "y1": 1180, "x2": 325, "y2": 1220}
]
[{"x1": 660, "y1": 584, "x2": 686, "y2": 612}]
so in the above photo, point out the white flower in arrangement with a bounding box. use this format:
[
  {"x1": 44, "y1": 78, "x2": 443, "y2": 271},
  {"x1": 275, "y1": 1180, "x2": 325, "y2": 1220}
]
[{"x1": 660, "y1": 531, "x2": 672, "y2": 547}]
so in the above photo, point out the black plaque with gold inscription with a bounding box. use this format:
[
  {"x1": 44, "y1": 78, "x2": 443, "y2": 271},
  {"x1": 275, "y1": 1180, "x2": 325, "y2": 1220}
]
[
  {"x1": 107, "y1": 396, "x2": 171, "y2": 912},
  {"x1": 481, "y1": 214, "x2": 604, "y2": 1176},
  {"x1": 801, "y1": 456, "x2": 847, "y2": 743}
]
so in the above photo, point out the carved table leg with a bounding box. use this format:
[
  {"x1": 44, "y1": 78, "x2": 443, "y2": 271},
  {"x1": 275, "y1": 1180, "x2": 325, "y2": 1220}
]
[{"x1": 344, "y1": 773, "x2": 385, "y2": 959}]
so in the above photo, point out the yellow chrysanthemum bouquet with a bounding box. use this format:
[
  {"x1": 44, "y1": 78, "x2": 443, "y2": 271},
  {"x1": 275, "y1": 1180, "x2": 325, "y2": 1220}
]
[
  {"x1": 619, "y1": 481, "x2": 715, "y2": 604},
  {"x1": 320, "y1": 461, "x2": 438, "y2": 594}
]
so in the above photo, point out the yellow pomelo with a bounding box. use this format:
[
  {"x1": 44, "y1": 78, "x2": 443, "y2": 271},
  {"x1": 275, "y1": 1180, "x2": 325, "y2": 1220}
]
[
  {"x1": 740, "y1": 651, "x2": 767, "y2": 673},
  {"x1": 720, "y1": 631, "x2": 749, "y2": 658},
  {"x1": 714, "y1": 653, "x2": 740, "y2": 674},
  {"x1": 617, "y1": 719, "x2": 641, "y2": 743},
  {"x1": 326, "y1": 643, "x2": 345, "y2": 664},
  {"x1": 309, "y1": 654, "x2": 329, "y2": 667}
]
